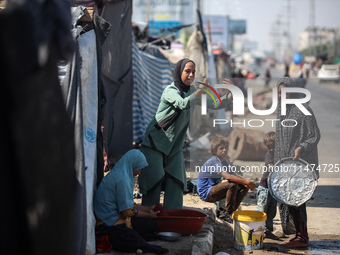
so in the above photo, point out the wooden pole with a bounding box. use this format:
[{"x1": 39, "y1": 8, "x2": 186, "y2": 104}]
[{"x1": 206, "y1": 19, "x2": 212, "y2": 45}]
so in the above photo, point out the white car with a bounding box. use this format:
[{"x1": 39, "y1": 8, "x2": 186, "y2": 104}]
[{"x1": 317, "y1": 64, "x2": 340, "y2": 83}]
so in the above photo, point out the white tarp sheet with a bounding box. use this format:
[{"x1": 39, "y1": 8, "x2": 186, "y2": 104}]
[{"x1": 78, "y1": 30, "x2": 98, "y2": 255}]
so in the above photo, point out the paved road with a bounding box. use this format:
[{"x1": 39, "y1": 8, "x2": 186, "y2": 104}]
[
  {"x1": 307, "y1": 78, "x2": 340, "y2": 179},
  {"x1": 249, "y1": 64, "x2": 340, "y2": 179},
  {"x1": 186, "y1": 66, "x2": 340, "y2": 253}
]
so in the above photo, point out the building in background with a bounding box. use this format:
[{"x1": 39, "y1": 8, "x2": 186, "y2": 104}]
[
  {"x1": 202, "y1": 15, "x2": 229, "y2": 50},
  {"x1": 132, "y1": 0, "x2": 198, "y2": 34},
  {"x1": 299, "y1": 27, "x2": 340, "y2": 51}
]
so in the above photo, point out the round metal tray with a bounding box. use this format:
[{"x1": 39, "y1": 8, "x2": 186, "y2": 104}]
[
  {"x1": 158, "y1": 232, "x2": 181, "y2": 242},
  {"x1": 268, "y1": 157, "x2": 318, "y2": 207}
]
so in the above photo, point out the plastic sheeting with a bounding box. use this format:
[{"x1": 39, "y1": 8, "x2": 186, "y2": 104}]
[
  {"x1": 1, "y1": 2, "x2": 76, "y2": 255},
  {"x1": 78, "y1": 30, "x2": 98, "y2": 255},
  {"x1": 132, "y1": 39, "x2": 175, "y2": 142},
  {"x1": 60, "y1": 7, "x2": 107, "y2": 254},
  {"x1": 101, "y1": 1, "x2": 134, "y2": 158}
]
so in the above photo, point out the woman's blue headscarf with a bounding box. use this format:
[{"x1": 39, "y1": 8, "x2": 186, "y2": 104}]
[{"x1": 94, "y1": 149, "x2": 148, "y2": 226}]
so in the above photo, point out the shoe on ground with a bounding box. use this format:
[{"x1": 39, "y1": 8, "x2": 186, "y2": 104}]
[
  {"x1": 216, "y1": 207, "x2": 226, "y2": 218},
  {"x1": 218, "y1": 210, "x2": 233, "y2": 223},
  {"x1": 223, "y1": 214, "x2": 233, "y2": 224},
  {"x1": 264, "y1": 231, "x2": 279, "y2": 240},
  {"x1": 224, "y1": 214, "x2": 233, "y2": 223}
]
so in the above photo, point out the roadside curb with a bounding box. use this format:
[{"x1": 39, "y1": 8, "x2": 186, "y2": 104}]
[
  {"x1": 191, "y1": 223, "x2": 214, "y2": 255},
  {"x1": 189, "y1": 203, "x2": 218, "y2": 255}
]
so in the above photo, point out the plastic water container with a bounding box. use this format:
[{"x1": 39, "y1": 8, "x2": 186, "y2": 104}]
[{"x1": 232, "y1": 210, "x2": 267, "y2": 250}]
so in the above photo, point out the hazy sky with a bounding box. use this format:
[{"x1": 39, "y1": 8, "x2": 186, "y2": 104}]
[{"x1": 203, "y1": 0, "x2": 340, "y2": 52}]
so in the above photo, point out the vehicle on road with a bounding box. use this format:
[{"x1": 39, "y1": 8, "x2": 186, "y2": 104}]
[{"x1": 317, "y1": 64, "x2": 340, "y2": 83}]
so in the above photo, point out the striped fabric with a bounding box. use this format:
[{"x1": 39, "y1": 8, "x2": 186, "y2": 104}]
[{"x1": 132, "y1": 39, "x2": 175, "y2": 142}]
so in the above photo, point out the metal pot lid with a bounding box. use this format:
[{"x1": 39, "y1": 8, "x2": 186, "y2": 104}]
[{"x1": 268, "y1": 157, "x2": 318, "y2": 207}]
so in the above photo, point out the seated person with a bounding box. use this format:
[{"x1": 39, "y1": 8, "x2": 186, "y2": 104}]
[
  {"x1": 94, "y1": 149, "x2": 162, "y2": 253},
  {"x1": 197, "y1": 135, "x2": 255, "y2": 223}
]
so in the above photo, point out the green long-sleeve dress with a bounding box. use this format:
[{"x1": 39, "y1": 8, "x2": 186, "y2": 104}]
[{"x1": 138, "y1": 82, "x2": 232, "y2": 209}]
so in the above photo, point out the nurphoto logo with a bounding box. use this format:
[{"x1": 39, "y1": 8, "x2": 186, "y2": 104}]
[{"x1": 199, "y1": 84, "x2": 312, "y2": 128}]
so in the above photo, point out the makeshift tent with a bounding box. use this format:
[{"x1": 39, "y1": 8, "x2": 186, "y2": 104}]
[
  {"x1": 2, "y1": 1, "x2": 133, "y2": 255},
  {"x1": 60, "y1": 6, "x2": 111, "y2": 255},
  {"x1": 100, "y1": 1, "x2": 134, "y2": 160},
  {"x1": 132, "y1": 39, "x2": 175, "y2": 143},
  {"x1": 0, "y1": 1, "x2": 76, "y2": 255},
  {"x1": 61, "y1": 1, "x2": 134, "y2": 254}
]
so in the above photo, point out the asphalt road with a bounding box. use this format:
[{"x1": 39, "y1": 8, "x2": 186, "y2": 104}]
[
  {"x1": 248, "y1": 63, "x2": 340, "y2": 179},
  {"x1": 307, "y1": 78, "x2": 340, "y2": 179}
]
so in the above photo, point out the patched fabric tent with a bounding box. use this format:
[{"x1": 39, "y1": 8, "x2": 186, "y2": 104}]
[
  {"x1": 101, "y1": 1, "x2": 134, "y2": 160},
  {"x1": 132, "y1": 39, "x2": 175, "y2": 143},
  {"x1": 59, "y1": 6, "x2": 111, "y2": 255},
  {"x1": 0, "y1": 1, "x2": 76, "y2": 255}
]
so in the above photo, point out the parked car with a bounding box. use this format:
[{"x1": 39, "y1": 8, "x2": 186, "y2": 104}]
[{"x1": 317, "y1": 64, "x2": 340, "y2": 83}]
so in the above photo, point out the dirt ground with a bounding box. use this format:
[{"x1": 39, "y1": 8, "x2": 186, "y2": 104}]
[
  {"x1": 134, "y1": 188, "x2": 340, "y2": 255},
  {"x1": 182, "y1": 192, "x2": 340, "y2": 255},
  {"x1": 130, "y1": 79, "x2": 340, "y2": 254},
  {"x1": 181, "y1": 187, "x2": 340, "y2": 254},
  {"x1": 133, "y1": 155, "x2": 340, "y2": 255}
]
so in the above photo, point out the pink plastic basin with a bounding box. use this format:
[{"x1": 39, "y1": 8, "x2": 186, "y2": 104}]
[{"x1": 154, "y1": 209, "x2": 209, "y2": 235}]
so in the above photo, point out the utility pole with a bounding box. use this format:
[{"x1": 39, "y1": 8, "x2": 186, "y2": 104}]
[
  {"x1": 309, "y1": 0, "x2": 315, "y2": 56},
  {"x1": 286, "y1": 0, "x2": 291, "y2": 53},
  {"x1": 270, "y1": 19, "x2": 283, "y2": 57}
]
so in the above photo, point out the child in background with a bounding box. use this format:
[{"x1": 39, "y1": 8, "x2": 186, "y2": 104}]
[
  {"x1": 197, "y1": 135, "x2": 256, "y2": 223},
  {"x1": 256, "y1": 131, "x2": 279, "y2": 240}
]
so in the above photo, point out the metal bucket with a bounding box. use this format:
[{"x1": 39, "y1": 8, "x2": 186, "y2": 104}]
[{"x1": 268, "y1": 157, "x2": 318, "y2": 207}]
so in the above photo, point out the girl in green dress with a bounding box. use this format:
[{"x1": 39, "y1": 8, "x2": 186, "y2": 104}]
[{"x1": 138, "y1": 58, "x2": 233, "y2": 209}]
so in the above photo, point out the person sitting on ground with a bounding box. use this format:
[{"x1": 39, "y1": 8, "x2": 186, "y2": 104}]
[
  {"x1": 94, "y1": 149, "x2": 166, "y2": 253},
  {"x1": 256, "y1": 131, "x2": 279, "y2": 240},
  {"x1": 197, "y1": 135, "x2": 256, "y2": 223}
]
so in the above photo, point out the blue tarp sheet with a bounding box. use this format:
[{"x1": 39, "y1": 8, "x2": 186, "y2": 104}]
[{"x1": 132, "y1": 39, "x2": 175, "y2": 142}]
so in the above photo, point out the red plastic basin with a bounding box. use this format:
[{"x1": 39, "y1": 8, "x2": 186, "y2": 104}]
[{"x1": 154, "y1": 209, "x2": 209, "y2": 235}]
